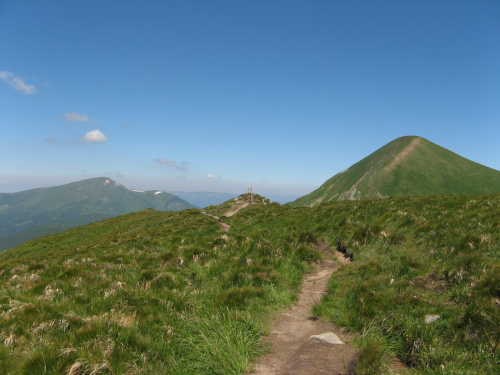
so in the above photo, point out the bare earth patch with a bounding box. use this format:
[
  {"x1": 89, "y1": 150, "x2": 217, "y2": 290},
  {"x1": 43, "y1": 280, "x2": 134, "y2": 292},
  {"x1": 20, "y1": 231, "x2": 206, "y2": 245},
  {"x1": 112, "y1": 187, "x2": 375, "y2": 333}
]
[
  {"x1": 225, "y1": 201, "x2": 249, "y2": 217},
  {"x1": 384, "y1": 137, "x2": 422, "y2": 172}
]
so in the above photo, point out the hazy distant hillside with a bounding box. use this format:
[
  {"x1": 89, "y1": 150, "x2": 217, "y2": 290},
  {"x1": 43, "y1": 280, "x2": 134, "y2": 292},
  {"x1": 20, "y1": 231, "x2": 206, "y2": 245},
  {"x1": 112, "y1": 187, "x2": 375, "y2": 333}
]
[
  {"x1": 169, "y1": 191, "x2": 302, "y2": 206},
  {"x1": 291, "y1": 136, "x2": 500, "y2": 207},
  {"x1": 0, "y1": 177, "x2": 195, "y2": 251},
  {"x1": 169, "y1": 191, "x2": 238, "y2": 208}
]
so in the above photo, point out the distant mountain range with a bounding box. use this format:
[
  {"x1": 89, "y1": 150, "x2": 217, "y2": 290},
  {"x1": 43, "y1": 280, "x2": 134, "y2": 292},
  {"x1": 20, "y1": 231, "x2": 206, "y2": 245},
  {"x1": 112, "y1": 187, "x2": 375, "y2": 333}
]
[
  {"x1": 0, "y1": 177, "x2": 196, "y2": 251},
  {"x1": 291, "y1": 136, "x2": 500, "y2": 207},
  {"x1": 3, "y1": 136, "x2": 499, "y2": 249}
]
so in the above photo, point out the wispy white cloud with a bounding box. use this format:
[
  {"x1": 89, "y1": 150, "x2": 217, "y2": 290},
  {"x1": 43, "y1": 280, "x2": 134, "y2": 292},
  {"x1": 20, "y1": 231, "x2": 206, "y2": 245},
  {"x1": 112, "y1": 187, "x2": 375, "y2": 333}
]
[
  {"x1": 155, "y1": 158, "x2": 188, "y2": 171},
  {"x1": 207, "y1": 173, "x2": 213, "y2": 179},
  {"x1": 82, "y1": 130, "x2": 108, "y2": 143},
  {"x1": 61, "y1": 112, "x2": 90, "y2": 122},
  {"x1": 0, "y1": 71, "x2": 37, "y2": 94}
]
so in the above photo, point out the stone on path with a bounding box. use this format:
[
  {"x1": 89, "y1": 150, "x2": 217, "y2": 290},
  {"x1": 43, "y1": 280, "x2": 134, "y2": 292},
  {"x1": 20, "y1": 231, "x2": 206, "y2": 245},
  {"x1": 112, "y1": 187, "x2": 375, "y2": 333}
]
[{"x1": 308, "y1": 332, "x2": 344, "y2": 345}]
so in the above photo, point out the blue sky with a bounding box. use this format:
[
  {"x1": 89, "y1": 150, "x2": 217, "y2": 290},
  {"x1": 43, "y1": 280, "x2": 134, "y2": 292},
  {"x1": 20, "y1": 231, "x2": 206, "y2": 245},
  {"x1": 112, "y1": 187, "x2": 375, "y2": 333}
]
[{"x1": 1, "y1": 1, "x2": 499, "y2": 196}]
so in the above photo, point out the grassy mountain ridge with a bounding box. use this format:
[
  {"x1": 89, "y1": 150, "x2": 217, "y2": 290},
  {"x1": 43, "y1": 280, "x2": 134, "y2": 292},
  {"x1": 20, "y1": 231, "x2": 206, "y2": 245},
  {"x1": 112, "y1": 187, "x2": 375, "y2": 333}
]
[
  {"x1": 0, "y1": 200, "x2": 317, "y2": 373},
  {"x1": 0, "y1": 177, "x2": 196, "y2": 251},
  {"x1": 0, "y1": 192, "x2": 498, "y2": 373},
  {"x1": 291, "y1": 136, "x2": 500, "y2": 207}
]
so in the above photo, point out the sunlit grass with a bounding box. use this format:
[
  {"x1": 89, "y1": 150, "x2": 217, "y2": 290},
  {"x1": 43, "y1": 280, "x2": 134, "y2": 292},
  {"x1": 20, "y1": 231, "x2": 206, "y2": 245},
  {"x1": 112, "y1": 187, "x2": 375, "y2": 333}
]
[
  {"x1": 0, "y1": 193, "x2": 498, "y2": 373},
  {"x1": 0, "y1": 205, "x2": 320, "y2": 374}
]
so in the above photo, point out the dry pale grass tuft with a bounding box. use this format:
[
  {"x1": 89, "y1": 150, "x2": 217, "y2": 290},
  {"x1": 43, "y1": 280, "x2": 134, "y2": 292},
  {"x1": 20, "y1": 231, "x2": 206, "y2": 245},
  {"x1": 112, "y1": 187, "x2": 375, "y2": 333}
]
[
  {"x1": 6, "y1": 273, "x2": 42, "y2": 290},
  {"x1": 109, "y1": 310, "x2": 135, "y2": 327},
  {"x1": 25, "y1": 273, "x2": 41, "y2": 282},
  {"x1": 83, "y1": 338, "x2": 115, "y2": 359},
  {"x1": 30, "y1": 319, "x2": 69, "y2": 336},
  {"x1": 10, "y1": 265, "x2": 27, "y2": 274},
  {"x1": 111, "y1": 281, "x2": 126, "y2": 289},
  {"x1": 1, "y1": 300, "x2": 32, "y2": 319},
  {"x1": 3, "y1": 334, "x2": 16, "y2": 346},
  {"x1": 41, "y1": 284, "x2": 63, "y2": 300},
  {"x1": 59, "y1": 347, "x2": 77, "y2": 357},
  {"x1": 8, "y1": 274, "x2": 22, "y2": 284},
  {"x1": 77, "y1": 309, "x2": 135, "y2": 329},
  {"x1": 67, "y1": 359, "x2": 109, "y2": 375},
  {"x1": 63, "y1": 258, "x2": 76, "y2": 267},
  {"x1": 103, "y1": 281, "x2": 126, "y2": 298},
  {"x1": 73, "y1": 277, "x2": 84, "y2": 288},
  {"x1": 480, "y1": 234, "x2": 491, "y2": 244}
]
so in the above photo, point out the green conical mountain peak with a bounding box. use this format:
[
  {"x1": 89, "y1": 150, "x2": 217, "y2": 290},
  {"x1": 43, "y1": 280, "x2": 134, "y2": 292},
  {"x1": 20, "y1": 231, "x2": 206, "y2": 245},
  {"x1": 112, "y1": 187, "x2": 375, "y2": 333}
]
[{"x1": 291, "y1": 136, "x2": 500, "y2": 207}]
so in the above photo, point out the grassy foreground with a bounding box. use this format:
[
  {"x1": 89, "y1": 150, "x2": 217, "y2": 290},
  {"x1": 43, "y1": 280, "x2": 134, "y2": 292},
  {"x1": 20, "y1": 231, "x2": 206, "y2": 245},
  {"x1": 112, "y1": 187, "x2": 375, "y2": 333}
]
[
  {"x1": 227, "y1": 194, "x2": 499, "y2": 374},
  {"x1": 0, "y1": 207, "x2": 317, "y2": 374},
  {"x1": 310, "y1": 194, "x2": 500, "y2": 374},
  {"x1": 0, "y1": 192, "x2": 498, "y2": 374}
]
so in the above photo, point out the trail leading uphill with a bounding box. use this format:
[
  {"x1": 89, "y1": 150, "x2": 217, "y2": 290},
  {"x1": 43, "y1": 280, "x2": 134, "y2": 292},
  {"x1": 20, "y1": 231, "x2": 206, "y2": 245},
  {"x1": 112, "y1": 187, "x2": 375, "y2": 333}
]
[
  {"x1": 207, "y1": 198, "x2": 358, "y2": 373},
  {"x1": 206, "y1": 195, "x2": 408, "y2": 374},
  {"x1": 251, "y1": 241, "x2": 357, "y2": 375}
]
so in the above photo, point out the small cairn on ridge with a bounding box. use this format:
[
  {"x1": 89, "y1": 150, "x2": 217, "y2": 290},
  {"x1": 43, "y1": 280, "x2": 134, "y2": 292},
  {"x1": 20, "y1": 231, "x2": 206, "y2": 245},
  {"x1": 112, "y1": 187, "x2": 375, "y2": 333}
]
[{"x1": 236, "y1": 192, "x2": 271, "y2": 205}]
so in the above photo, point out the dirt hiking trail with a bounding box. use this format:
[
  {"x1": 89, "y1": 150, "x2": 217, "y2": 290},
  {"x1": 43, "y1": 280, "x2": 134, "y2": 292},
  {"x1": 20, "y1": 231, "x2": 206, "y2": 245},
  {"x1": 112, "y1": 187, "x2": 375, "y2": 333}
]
[
  {"x1": 202, "y1": 200, "x2": 249, "y2": 232},
  {"x1": 209, "y1": 202, "x2": 358, "y2": 373},
  {"x1": 209, "y1": 201, "x2": 407, "y2": 374},
  {"x1": 220, "y1": 201, "x2": 249, "y2": 231},
  {"x1": 251, "y1": 241, "x2": 357, "y2": 375},
  {"x1": 384, "y1": 136, "x2": 422, "y2": 172},
  {"x1": 224, "y1": 201, "x2": 249, "y2": 217}
]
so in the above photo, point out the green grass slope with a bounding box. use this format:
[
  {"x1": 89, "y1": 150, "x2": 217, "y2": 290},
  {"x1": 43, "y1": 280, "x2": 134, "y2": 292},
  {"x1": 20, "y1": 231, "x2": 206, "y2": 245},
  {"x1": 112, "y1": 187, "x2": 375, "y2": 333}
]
[
  {"x1": 227, "y1": 193, "x2": 500, "y2": 374},
  {"x1": 0, "y1": 205, "x2": 318, "y2": 374},
  {"x1": 1, "y1": 193, "x2": 498, "y2": 373},
  {"x1": 311, "y1": 194, "x2": 500, "y2": 374},
  {"x1": 0, "y1": 177, "x2": 196, "y2": 251},
  {"x1": 291, "y1": 136, "x2": 500, "y2": 207}
]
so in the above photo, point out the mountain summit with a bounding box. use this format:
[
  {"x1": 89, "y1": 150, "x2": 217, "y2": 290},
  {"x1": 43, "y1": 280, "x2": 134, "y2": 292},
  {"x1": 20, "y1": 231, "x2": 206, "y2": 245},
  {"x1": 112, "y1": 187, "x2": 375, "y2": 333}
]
[{"x1": 291, "y1": 136, "x2": 500, "y2": 207}]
